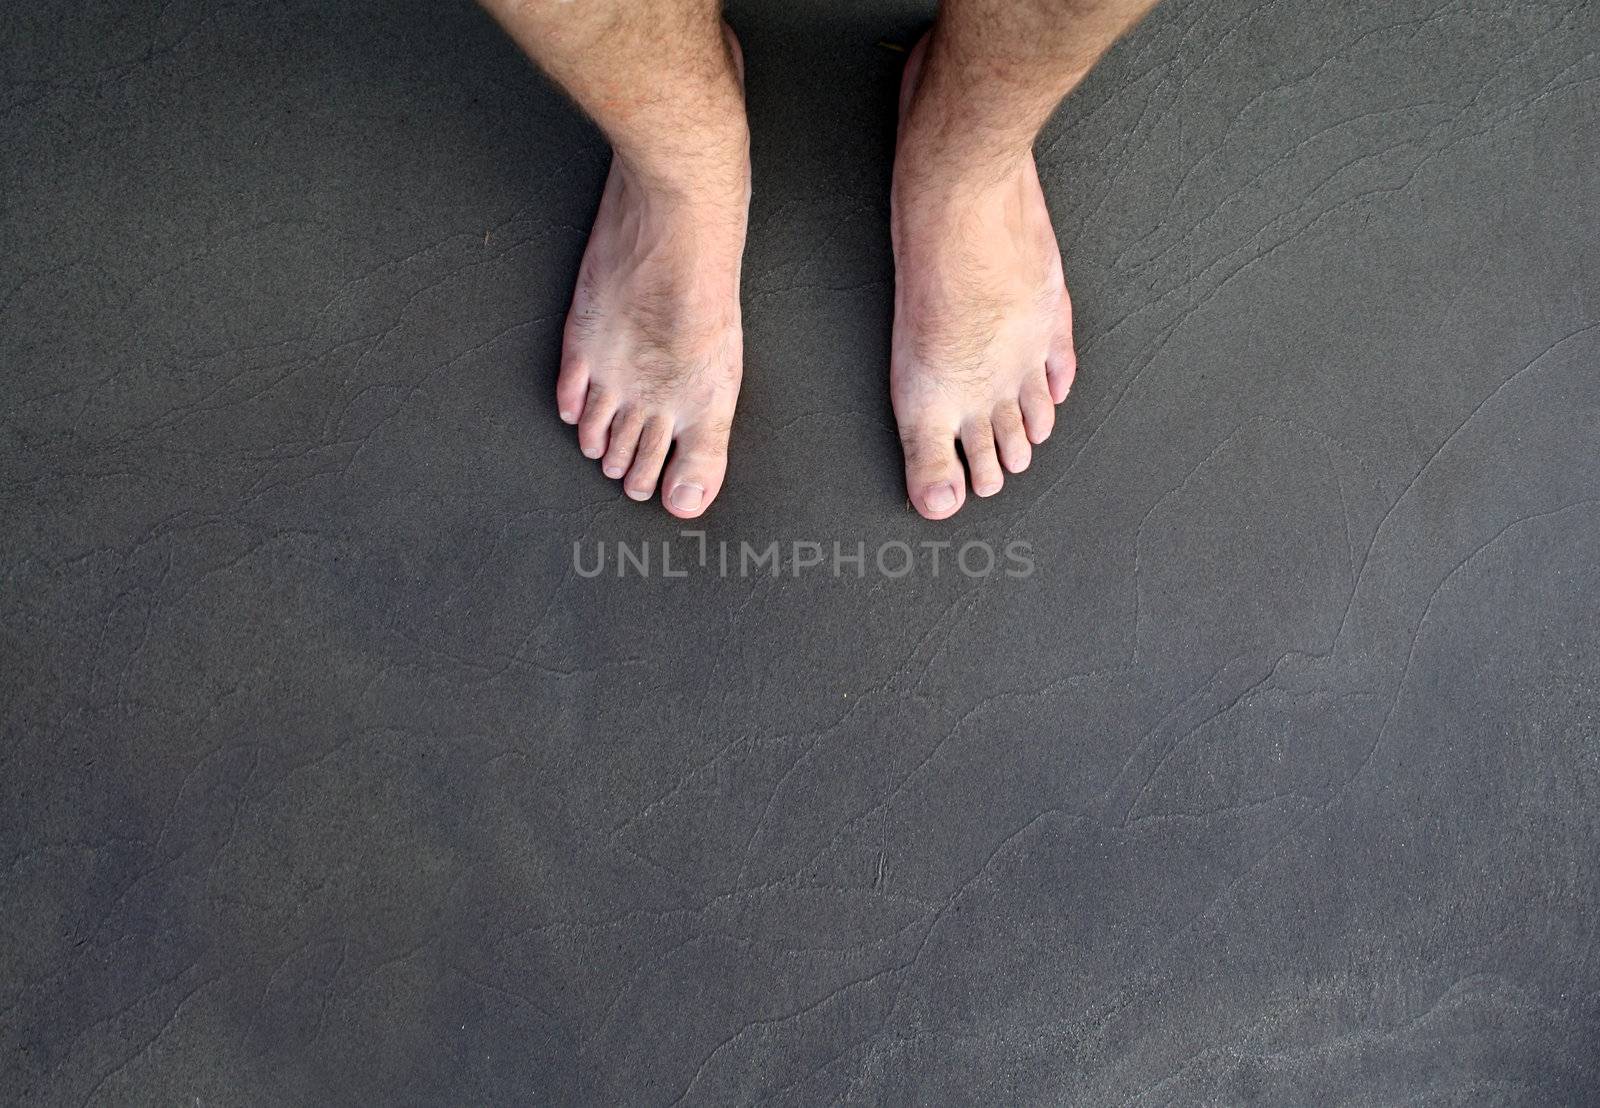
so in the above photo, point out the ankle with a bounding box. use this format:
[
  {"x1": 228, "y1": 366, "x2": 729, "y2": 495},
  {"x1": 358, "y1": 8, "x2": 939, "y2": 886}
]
[
  {"x1": 895, "y1": 130, "x2": 1033, "y2": 232},
  {"x1": 898, "y1": 75, "x2": 1037, "y2": 196},
  {"x1": 897, "y1": 136, "x2": 1031, "y2": 209},
  {"x1": 617, "y1": 141, "x2": 748, "y2": 216},
  {"x1": 609, "y1": 151, "x2": 750, "y2": 256},
  {"x1": 611, "y1": 91, "x2": 750, "y2": 200},
  {"x1": 622, "y1": 167, "x2": 747, "y2": 229},
  {"x1": 896, "y1": 30, "x2": 1059, "y2": 198}
]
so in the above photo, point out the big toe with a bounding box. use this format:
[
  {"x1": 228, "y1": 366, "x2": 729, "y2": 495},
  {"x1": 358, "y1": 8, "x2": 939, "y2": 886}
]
[
  {"x1": 661, "y1": 414, "x2": 732, "y2": 519},
  {"x1": 556, "y1": 357, "x2": 589, "y2": 425},
  {"x1": 901, "y1": 425, "x2": 967, "y2": 520}
]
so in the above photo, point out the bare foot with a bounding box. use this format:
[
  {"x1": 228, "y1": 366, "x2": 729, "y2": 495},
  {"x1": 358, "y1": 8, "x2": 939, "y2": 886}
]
[
  {"x1": 556, "y1": 28, "x2": 749, "y2": 519},
  {"x1": 890, "y1": 34, "x2": 1077, "y2": 520}
]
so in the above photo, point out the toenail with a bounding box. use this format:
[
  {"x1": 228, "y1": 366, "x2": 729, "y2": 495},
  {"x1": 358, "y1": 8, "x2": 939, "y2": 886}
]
[
  {"x1": 975, "y1": 481, "x2": 1002, "y2": 497},
  {"x1": 560, "y1": 410, "x2": 575, "y2": 423},
  {"x1": 583, "y1": 445, "x2": 602, "y2": 458},
  {"x1": 925, "y1": 483, "x2": 957, "y2": 512},
  {"x1": 625, "y1": 486, "x2": 651, "y2": 501},
  {"x1": 669, "y1": 483, "x2": 703, "y2": 512},
  {"x1": 604, "y1": 464, "x2": 624, "y2": 478}
]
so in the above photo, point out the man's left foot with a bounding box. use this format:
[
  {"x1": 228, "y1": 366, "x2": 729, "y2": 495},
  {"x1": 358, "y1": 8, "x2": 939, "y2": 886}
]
[{"x1": 890, "y1": 35, "x2": 1077, "y2": 520}]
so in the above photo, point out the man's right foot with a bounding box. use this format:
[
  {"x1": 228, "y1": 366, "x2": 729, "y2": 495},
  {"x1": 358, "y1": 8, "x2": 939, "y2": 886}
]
[{"x1": 556, "y1": 29, "x2": 749, "y2": 520}]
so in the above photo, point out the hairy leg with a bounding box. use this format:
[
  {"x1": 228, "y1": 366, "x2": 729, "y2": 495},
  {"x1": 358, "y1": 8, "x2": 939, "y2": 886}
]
[
  {"x1": 892, "y1": 0, "x2": 1159, "y2": 519},
  {"x1": 479, "y1": 0, "x2": 749, "y2": 517}
]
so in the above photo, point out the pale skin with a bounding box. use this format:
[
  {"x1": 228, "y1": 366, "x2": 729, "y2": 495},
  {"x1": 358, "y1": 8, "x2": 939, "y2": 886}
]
[{"x1": 478, "y1": 0, "x2": 1160, "y2": 520}]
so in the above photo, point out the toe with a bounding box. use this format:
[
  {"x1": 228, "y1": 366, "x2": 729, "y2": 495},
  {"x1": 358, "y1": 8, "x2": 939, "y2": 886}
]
[
  {"x1": 901, "y1": 425, "x2": 967, "y2": 520},
  {"x1": 1047, "y1": 315, "x2": 1077, "y2": 405},
  {"x1": 600, "y1": 408, "x2": 645, "y2": 479},
  {"x1": 1047, "y1": 354, "x2": 1077, "y2": 405},
  {"x1": 661, "y1": 414, "x2": 732, "y2": 519},
  {"x1": 993, "y1": 403, "x2": 1031, "y2": 474},
  {"x1": 556, "y1": 355, "x2": 589, "y2": 425},
  {"x1": 960, "y1": 419, "x2": 1005, "y2": 498},
  {"x1": 577, "y1": 387, "x2": 619, "y2": 459},
  {"x1": 1020, "y1": 373, "x2": 1055, "y2": 443},
  {"x1": 624, "y1": 415, "x2": 673, "y2": 501}
]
